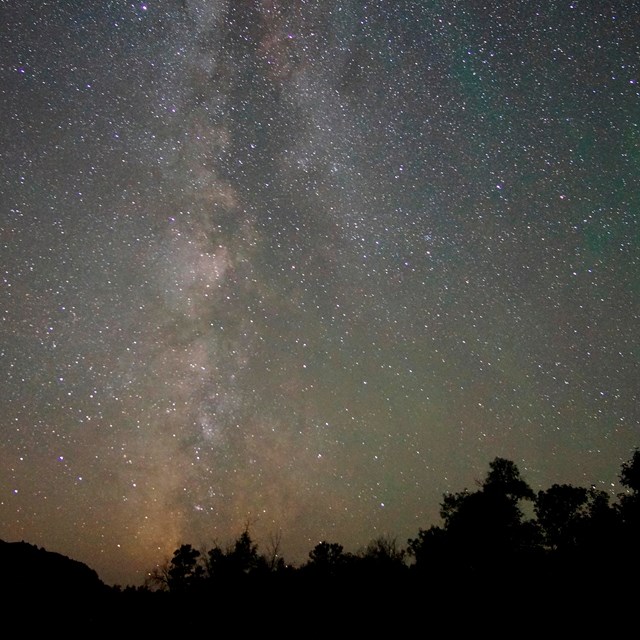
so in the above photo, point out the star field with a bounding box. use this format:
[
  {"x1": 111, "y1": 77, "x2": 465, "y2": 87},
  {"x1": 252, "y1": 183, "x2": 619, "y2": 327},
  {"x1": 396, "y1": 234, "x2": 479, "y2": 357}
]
[{"x1": 1, "y1": 1, "x2": 638, "y2": 586}]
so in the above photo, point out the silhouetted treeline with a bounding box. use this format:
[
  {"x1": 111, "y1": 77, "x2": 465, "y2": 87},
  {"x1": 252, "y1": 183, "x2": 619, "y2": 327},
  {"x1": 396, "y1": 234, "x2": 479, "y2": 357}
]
[
  {"x1": 3, "y1": 449, "x2": 639, "y2": 631},
  {"x1": 138, "y1": 451, "x2": 640, "y2": 595}
]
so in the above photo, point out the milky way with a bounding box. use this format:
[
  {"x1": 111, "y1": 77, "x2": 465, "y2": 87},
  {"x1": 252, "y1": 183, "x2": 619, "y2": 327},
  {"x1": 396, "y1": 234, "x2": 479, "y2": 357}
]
[{"x1": 1, "y1": 1, "x2": 638, "y2": 586}]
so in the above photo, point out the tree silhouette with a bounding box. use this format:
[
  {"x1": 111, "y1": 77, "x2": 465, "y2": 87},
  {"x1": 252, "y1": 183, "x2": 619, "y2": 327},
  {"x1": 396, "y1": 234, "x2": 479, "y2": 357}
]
[
  {"x1": 204, "y1": 527, "x2": 271, "y2": 587},
  {"x1": 619, "y1": 449, "x2": 640, "y2": 493},
  {"x1": 361, "y1": 535, "x2": 406, "y2": 566},
  {"x1": 304, "y1": 541, "x2": 352, "y2": 579},
  {"x1": 357, "y1": 535, "x2": 408, "y2": 583},
  {"x1": 455, "y1": 459, "x2": 537, "y2": 561},
  {"x1": 263, "y1": 529, "x2": 285, "y2": 572},
  {"x1": 227, "y1": 528, "x2": 266, "y2": 576},
  {"x1": 409, "y1": 457, "x2": 540, "y2": 580},
  {"x1": 483, "y1": 457, "x2": 536, "y2": 501},
  {"x1": 167, "y1": 544, "x2": 203, "y2": 592},
  {"x1": 145, "y1": 558, "x2": 170, "y2": 591},
  {"x1": 616, "y1": 449, "x2": 640, "y2": 572},
  {"x1": 535, "y1": 483, "x2": 590, "y2": 552},
  {"x1": 407, "y1": 525, "x2": 448, "y2": 572},
  {"x1": 618, "y1": 448, "x2": 640, "y2": 529}
]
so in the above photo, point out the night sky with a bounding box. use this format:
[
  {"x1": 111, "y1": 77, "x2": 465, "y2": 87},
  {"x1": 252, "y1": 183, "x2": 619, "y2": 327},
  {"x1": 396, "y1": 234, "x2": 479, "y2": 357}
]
[{"x1": 1, "y1": 1, "x2": 638, "y2": 587}]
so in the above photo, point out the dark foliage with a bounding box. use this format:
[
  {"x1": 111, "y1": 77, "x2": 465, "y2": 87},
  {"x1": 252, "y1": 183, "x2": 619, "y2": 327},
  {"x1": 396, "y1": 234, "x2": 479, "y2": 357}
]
[{"x1": 3, "y1": 450, "x2": 639, "y2": 631}]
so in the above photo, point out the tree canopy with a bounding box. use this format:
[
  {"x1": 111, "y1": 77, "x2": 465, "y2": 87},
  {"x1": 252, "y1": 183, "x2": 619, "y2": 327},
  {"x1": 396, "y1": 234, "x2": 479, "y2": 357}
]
[{"x1": 5, "y1": 448, "x2": 640, "y2": 629}]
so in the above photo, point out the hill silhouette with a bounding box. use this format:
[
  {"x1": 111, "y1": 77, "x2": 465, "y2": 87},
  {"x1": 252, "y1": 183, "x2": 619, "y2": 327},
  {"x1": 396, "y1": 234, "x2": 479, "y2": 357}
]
[
  {"x1": 0, "y1": 540, "x2": 139, "y2": 631},
  {"x1": 0, "y1": 539, "x2": 108, "y2": 597}
]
